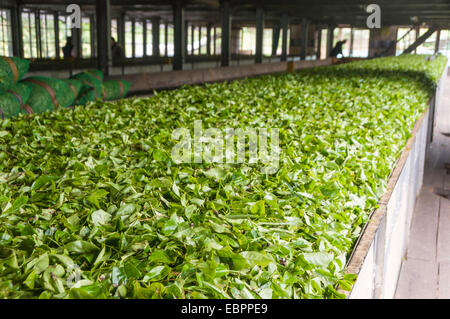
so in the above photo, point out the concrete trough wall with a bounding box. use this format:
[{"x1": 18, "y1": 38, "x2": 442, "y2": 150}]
[
  {"x1": 107, "y1": 58, "x2": 332, "y2": 94},
  {"x1": 346, "y1": 69, "x2": 447, "y2": 299}
]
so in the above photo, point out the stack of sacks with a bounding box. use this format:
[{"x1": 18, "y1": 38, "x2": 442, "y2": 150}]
[
  {"x1": 20, "y1": 76, "x2": 82, "y2": 114},
  {"x1": 71, "y1": 70, "x2": 104, "y2": 105},
  {"x1": 101, "y1": 79, "x2": 131, "y2": 100},
  {"x1": 1, "y1": 62, "x2": 132, "y2": 119},
  {"x1": 0, "y1": 56, "x2": 31, "y2": 119}
]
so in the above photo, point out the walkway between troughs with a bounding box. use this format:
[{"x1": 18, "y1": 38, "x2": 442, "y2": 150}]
[{"x1": 395, "y1": 70, "x2": 450, "y2": 298}]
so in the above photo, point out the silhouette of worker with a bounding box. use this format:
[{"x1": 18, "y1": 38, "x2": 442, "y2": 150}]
[
  {"x1": 330, "y1": 39, "x2": 347, "y2": 58},
  {"x1": 62, "y1": 37, "x2": 74, "y2": 58},
  {"x1": 111, "y1": 37, "x2": 124, "y2": 59}
]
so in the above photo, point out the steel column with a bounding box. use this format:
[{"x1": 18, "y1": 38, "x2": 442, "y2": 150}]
[
  {"x1": 220, "y1": 0, "x2": 231, "y2": 67},
  {"x1": 316, "y1": 27, "x2": 322, "y2": 60},
  {"x1": 326, "y1": 25, "x2": 334, "y2": 58},
  {"x1": 173, "y1": 0, "x2": 185, "y2": 70},
  {"x1": 300, "y1": 19, "x2": 308, "y2": 60},
  {"x1": 11, "y1": 4, "x2": 24, "y2": 57},
  {"x1": 255, "y1": 6, "x2": 264, "y2": 64},
  {"x1": 281, "y1": 14, "x2": 288, "y2": 62},
  {"x1": 152, "y1": 17, "x2": 160, "y2": 56},
  {"x1": 96, "y1": 0, "x2": 112, "y2": 75},
  {"x1": 54, "y1": 12, "x2": 60, "y2": 59},
  {"x1": 435, "y1": 29, "x2": 441, "y2": 53},
  {"x1": 350, "y1": 28, "x2": 354, "y2": 57},
  {"x1": 207, "y1": 23, "x2": 211, "y2": 56}
]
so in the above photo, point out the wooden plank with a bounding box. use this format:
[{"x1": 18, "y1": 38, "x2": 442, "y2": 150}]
[
  {"x1": 438, "y1": 262, "x2": 450, "y2": 299},
  {"x1": 406, "y1": 191, "x2": 439, "y2": 261},
  {"x1": 395, "y1": 258, "x2": 438, "y2": 299}
]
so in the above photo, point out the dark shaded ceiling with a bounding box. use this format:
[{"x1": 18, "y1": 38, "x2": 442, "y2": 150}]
[{"x1": 11, "y1": 0, "x2": 450, "y2": 27}]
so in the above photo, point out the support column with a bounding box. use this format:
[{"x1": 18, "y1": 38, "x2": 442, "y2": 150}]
[
  {"x1": 300, "y1": 19, "x2": 308, "y2": 60},
  {"x1": 152, "y1": 17, "x2": 160, "y2": 56},
  {"x1": 143, "y1": 19, "x2": 147, "y2": 56},
  {"x1": 198, "y1": 25, "x2": 201, "y2": 55},
  {"x1": 281, "y1": 14, "x2": 288, "y2": 61},
  {"x1": 117, "y1": 13, "x2": 125, "y2": 50},
  {"x1": 255, "y1": 6, "x2": 264, "y2": 64},
  {"x1": 72, "y1": 28, "x2": 82, "y2": 58},
  {"x1": 184, "y1": 20, "x2": 189, "y2": 56},
  {"x1": 213, "y1": 27, "x2": 217, "y2": 55},
  {"x1": 54, "y1": 12, "x2": 60, "y2": 59},
  {"x1": 230, "y1": 27, "x2": 240, "y2": 55},
  {"x1": 173, "y1": 0, "x2": 185, "y2": 70},
  {"x1": 435, "y1": 29, "x2": 441, "y2": 54},
  {"x1": 165, "y1": 21, "x2": 169, "y2": 56},
  {"x1": 368, "y1": 26, "x2": 398, "y2": 57},
  {"x1": 131, "y1": 19, "x2": 136, "y2": 58},
  {"x1": 91, "y1": 15, "x2": 97, "y2": 57},
  {"x1": 191, "y1": 25, "x2": 195, "y2": 54},
  {"x1": 11, "y1": 4, "x2": 24, "y2": 57},
  {"x1": 289, "y1": 24, "x2": 301, "y2": 56},
  {"x1": 349, "y1": 28, "x2": 354, "y2": 57},
  {"x1": 271, "y1": 26, "x2": 280, "y2": 56},
  {"x1": 206, "y1": 23, "x2": 212, "y2": 56},
  {"x1": 414, "y1": 26, "x2": 419, "y2": 54},
  {"x1": 316, "y1": 27, "x2": 322, "y2": 60},
  {"x1": 36, "y1": 10, "x2": 42, "y2": 58},
  {"x1": 326, "y1": 25, "x2": 334, "y2": 58},
  {"x1": 220, "y1": 0, "x2": 231, "y2": 67},
  {"x1": 96, "y1": 0, "x2": 112, "y2": 75}
]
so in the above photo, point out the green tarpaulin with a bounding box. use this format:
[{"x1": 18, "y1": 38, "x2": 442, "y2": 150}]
[
  {"x1": 21, "y1": 76, "x2": 78, "y2": 114},
  {"x1": 101, "y1": 80, "x2": 131, "y2": 100},
  {"x1": 0, "y1": 56, "x2": 30, "y2": 91},
  {"x1": 0, "y1": 83, "x2": 32, "y2": 119}
]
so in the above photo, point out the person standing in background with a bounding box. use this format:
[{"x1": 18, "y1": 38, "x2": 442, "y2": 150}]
[
  {"x1": 111, "y1": 37, "x2": 124, "y2": 59},
  {"x1": 330, "y1": 39, "x2": 347, "y2": 58},
  {"x1": 62, "y1": 37, "x2": 74, "y2": 58}
]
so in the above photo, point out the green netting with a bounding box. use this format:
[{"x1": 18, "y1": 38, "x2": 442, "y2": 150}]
[
  {"x1": 76, "y1": 88, "x2": 97, "y2": 105},
  {"x1": 101, "y1": 80, "x2": 131, "y2": 100},
  {"x1": 71, "y1": 70, "x2": 104, "y2": 103},
  {"x1": 21, "y1": 76, "x2": 76, "y2": 114},
  {"x1": 0, "y1": 83, "x2": 31, "y2": 119},
  {"x1": 0, "y1": 56, "x2": 30, "y2": 91},
  {"x1": 64, "y1": 79, "x2": 83, "y2": 105}
]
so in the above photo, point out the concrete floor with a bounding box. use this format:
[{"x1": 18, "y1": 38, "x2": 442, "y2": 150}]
[{"x1": 395, "y1": 70, "x2": 450, "y2": 298}]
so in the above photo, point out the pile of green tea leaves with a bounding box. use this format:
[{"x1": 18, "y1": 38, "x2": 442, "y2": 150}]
[{"x1": 0, "y1": 54, "x2": 447, "y2": 299}]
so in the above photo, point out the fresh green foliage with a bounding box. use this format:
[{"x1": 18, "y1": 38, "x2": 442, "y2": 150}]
[{"x1": 0, "y1": 55, "x2": 447, "y2": 299}]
